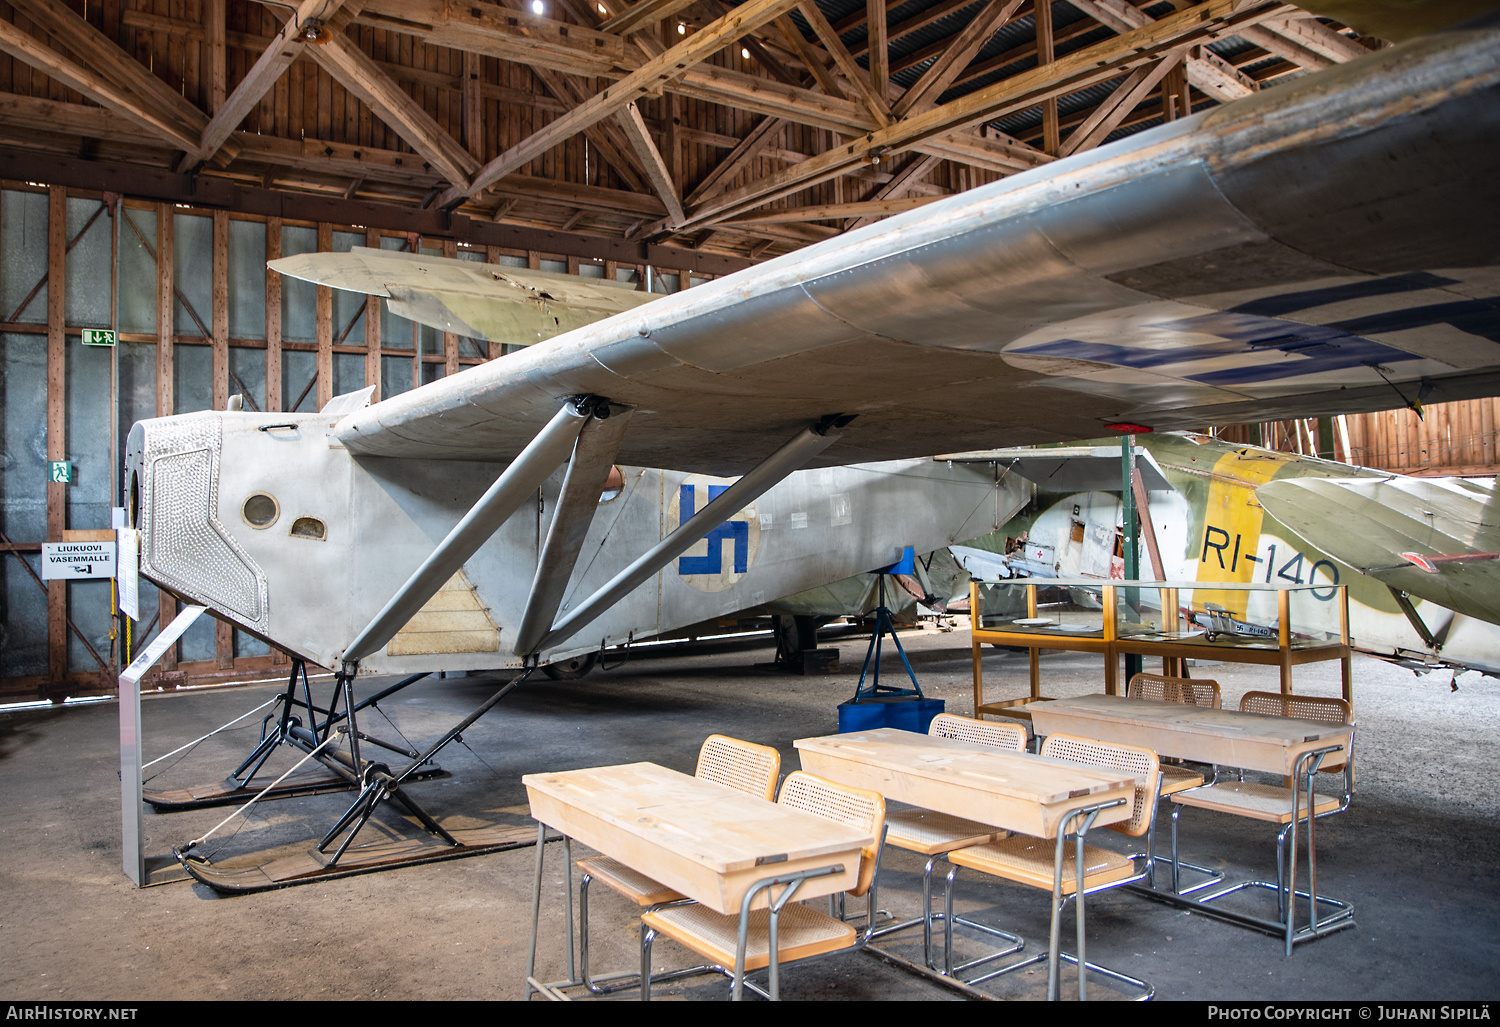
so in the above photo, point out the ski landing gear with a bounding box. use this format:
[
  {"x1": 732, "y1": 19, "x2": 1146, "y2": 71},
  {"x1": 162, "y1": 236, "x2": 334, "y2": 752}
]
[{"x1": 167, "y1": 661, "x2": 538, "y2": 893}]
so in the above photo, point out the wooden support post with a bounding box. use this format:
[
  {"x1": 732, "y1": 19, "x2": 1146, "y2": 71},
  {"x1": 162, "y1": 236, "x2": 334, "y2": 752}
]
[
  {"x1": 46, "y1": 186, "x2": 66, "y2": 690},
  {"x1": 212, "y1": 209, "x2": 232, "y2": 670},
  {"x1": 315, "y1": 222, "x2": 332, "y2": 411},
  {"x1": 365, "y1": 227, "x2": 382, "y2": 396},
  {"x1": 266, "y1": 218, "x2": 282, "y2": 412},
  {"x1": 212, "y1": 210, "x2": 229, "y2": 412},
  {"x1": 155, "y1": 202, "x2": 177, "y2": 670},
  {"x1": 1278, "y1": 587, "x2": 1292, "y2": 694},
  {"x1": 1103, "y1": 583, "x2": 1118, "y2": 695},
  {"x1": 1037, "y1": 0, "x2": 1059, "y2": 155},
  {"x1": 443, "y1": 238, "x2": 460, "y2": 377}
]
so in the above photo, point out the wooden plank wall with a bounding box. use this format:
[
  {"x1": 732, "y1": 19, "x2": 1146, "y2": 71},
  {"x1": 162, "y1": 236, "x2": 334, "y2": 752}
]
[
  {"x1": 0, "y1": 179, "x2": 705, "y2": 705},
  {"x1": 1218, "y1": 402, "x2": 1500, "y2": 477}
]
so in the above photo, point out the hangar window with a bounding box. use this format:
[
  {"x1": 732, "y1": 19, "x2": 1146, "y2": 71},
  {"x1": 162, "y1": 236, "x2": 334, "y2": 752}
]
[
  {"x1": 290, "y1": 516, "x2": 326, "y2": 540},
  {"x1": 242, "y1": 492, "x2": 279, "y2": 528}
]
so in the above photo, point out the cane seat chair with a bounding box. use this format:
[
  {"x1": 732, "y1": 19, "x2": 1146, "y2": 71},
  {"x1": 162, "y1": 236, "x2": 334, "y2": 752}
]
[
  {"x1": 1126, "y1": 673, "x2": 1221, "y2": 796},
  {"x1": 939, "y1": 734, "x2": 1160, "y2": 999},
  {"x1": 639, "y1": 772, "x2": 887, "y2": 1000},
  {"x1": 576, "y1": 735, "x2": 780, "y2": 992},
  {"x1": 1171, "y1": 692, "x2": 1352, "y2": 825},
  {"x1": 870, "y1": 714, "x2": 1029, "y2": 963},
  {"x1": 1168, "y1": 692, "x2": 1353, "y2": 905}
]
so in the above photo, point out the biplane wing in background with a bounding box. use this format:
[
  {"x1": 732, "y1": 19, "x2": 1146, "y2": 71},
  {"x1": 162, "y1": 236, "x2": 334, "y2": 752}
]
[{"x1": 124, "y1": 18, "x2": 1500, "y2": 885}]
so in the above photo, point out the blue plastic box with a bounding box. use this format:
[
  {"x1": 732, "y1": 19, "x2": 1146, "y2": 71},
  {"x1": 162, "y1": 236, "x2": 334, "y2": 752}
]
[{"x1": 837, "y1": 696, "x2": 945, "y2": 734}]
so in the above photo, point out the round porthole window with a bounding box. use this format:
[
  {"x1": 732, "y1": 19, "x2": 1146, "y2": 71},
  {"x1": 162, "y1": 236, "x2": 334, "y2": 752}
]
[{"x1": 242, "y1": 492, "x2": 280, "y2": 528}]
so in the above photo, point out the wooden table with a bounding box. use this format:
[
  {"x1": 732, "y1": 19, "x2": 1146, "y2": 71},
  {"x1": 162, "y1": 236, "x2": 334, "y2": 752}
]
[
  {"x1": 795, "y1": 729, "x2": 1135, "y2": 837},
  {"x1": 1025, "y1": 694, "x2": 1352, "y2": 775},
  {"x1": 1025, "y1": 693, "x2": 1354, "y2": 953},
  {"x1": 521, "y1": 762, "x2": 873, "y2": 998},
  {"x1": 794, "y1": 729, "x2": 1140, "y2": 1000}
]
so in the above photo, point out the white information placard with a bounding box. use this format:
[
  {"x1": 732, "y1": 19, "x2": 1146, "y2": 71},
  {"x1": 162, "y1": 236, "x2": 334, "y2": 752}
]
[
  {"x1": 41, "y1": 540, "x2": 116, "y2": 580},
  {"x1": 116, "y1": 527, "x2": 140, "y2": 621}
]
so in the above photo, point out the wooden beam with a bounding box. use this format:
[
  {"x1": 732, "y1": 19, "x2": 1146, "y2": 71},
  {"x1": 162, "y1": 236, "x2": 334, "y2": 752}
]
[
  {"x1": 1037, "y1": 0, "x2": 1059, "y2": 155},
  {"x1": 846, "y1": 152, "x2": 941, "y2": 230},
  {"x1": 1258, "y1": 15, "x2": 1369, "y2": 63},
  {"x1": 188, "y1": 1, "x2": 353, "y2": 170},
  {"x1": 599, "y1": 0, "x2": 699, "y2": 36},
  {"x1": 687, "y1": 115, "x2": 788, "y2": 204},
  {"x1": 1066, "y1": 0, "x2": 1259, "y2": 101},
  {"x1": 464, "y1": 50, "x2": 484, "y2": 159},
  {"x1": 353, "y1": 0, "x2": 625, "y2": 77},
  {"x1": 676, "y1": 0, "x2": 1286, "y2": 229},
  {"x1": 866, "y1": 0, "x2": 888, "y2": 99},
  {"x1": 616, "y1": 102, "x2": 686, "y2": 227},
  {"x1": 1056, "y1": 50, "x2": 1181, "y2": 158},
  {"x1": 796, "y1": 0, "x2": 890, "y2": 124},
  {"x1": 308, "y1": 31, "x2": 481, "y2": 191},
  {"x1": 526, "y1": 65, "x2": 654, "y2": 194},
  {"x1": 892, "y1": 0, "x2": 1026, "y2": 118},
  {"x1": 0, "y1": 18, "x2": 201, "y2": 152},
  {"x1": 727, "y1": 193, "x2": 940, "y2": 224},
  {"x1": 439, "y1": 0, "x2": 806, "y2": 206},
  {"x1": 206, "y1": 0, "x2": 227, "y2": 113},
  {"x1": 774, "y1": 14, "x2": 846, "y2": 99},
  {"x1": 10, "y1": 0, "x2": 210, "y2": 140}
]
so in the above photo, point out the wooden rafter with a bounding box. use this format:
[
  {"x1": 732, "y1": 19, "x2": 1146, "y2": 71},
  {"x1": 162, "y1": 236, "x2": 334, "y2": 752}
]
[
  {"x1": 892, "y1": 0, "x2": 1026, "y2": 118},
  {"x1": 676, "y1": 0, "x2": 1293, "y2": 231},
  {"x1": 1055, "y1": 50, "x2": 1183, "y2": 157},
  {"x1": 185, "y1": 0, "x2": 355, "y2": 171},
  {"x1": 439, "y1": 0, "x2": 807, "y2": 207},
  {"x1": 0, "y1": 18, "x2": 202, "y2": 153},
  {"x1": 727, "y1": 194, "x2": 940, "y2": 224},
  {"x1": 795, "y1": 1, "x2": 891, "y2": 123},
  {"x1": 1067, "y1": 0, "x2": 1259, "y2": 101},
  {"x1": 615, "y1": 101, "x2": 687, "y2": 226},
  {"x1": 308, "y1": 29, "x2": 482, "y2": 191},
  {"x1": 846, "y1": 152, "x2": 942, "y2": 229}
]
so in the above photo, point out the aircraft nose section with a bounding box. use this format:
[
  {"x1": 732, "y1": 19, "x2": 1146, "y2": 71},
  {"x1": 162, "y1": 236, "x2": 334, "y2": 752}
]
[{"x1": 132, "y1": 412, "x2": 270, "y2": 631}]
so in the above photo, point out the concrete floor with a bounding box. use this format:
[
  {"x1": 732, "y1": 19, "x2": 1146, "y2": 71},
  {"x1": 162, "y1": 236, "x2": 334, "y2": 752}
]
[{"x1": 2, "y1": 624, "x2": 1498, "y2": 1001}]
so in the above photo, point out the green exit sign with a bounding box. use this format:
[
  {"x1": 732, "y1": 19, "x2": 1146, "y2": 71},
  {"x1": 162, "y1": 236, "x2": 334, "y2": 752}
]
[
  {"x1": 80, "y1": 329, "x2": 116, "y2": 347},
  {"x1": 49, "y1": 461, "x2": 73, "y2": 484}
]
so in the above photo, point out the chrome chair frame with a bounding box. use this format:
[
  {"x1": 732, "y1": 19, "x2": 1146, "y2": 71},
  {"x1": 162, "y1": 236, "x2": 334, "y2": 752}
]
[{"x1": 938, "y1": 797, "x2": 1150, "y2": 1001}]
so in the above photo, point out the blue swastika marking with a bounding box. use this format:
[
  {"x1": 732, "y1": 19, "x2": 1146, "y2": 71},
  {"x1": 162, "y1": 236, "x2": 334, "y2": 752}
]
[{"x1": 677, "y1": 484, "x2": 750, "y2": 575}]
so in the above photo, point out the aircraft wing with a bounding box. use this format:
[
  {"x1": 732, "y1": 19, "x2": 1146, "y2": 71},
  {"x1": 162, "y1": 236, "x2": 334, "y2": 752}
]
[
  {"x1": 1257, "y1": 475, "x2": 1500, "y2": 624},
  {"x1": 938, "y1": 446, "x2": 1173, "y2": 492},
  {"x1": 285, "y1": 23, "x2": 1500, "y2": 478}
]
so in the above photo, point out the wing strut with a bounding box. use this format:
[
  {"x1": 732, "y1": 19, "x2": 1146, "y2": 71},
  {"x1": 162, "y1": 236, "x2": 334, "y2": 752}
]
[
  {"x1": 532, "y1": 419, "x2": 848, "y2": 655},
  {"x1": 343, "y1": 396, "x2": 606, "y2": 666},
  {"x1": 513, "y1": 406, "x2": 634, "y2": 656}
]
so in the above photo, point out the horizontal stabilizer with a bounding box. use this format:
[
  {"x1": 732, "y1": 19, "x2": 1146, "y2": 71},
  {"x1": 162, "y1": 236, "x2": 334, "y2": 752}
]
[
  {"x1": 939, "y1": 446, "x2": 1172, "y2": 492},
  {"x1": 1256, "y1": 476, "x2": 1500, "y2": 625},
  {"x1": 270, "y1": 246, "x2": 655, "y2": 347}
]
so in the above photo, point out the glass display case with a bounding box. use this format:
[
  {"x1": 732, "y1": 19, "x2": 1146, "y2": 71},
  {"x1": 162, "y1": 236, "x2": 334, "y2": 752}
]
[{"x1": 969, "y1": 578, "x2": 1351, "y2": 721}]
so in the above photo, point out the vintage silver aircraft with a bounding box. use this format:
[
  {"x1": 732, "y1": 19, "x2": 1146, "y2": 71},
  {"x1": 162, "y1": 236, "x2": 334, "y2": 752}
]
[
  {"x1": 953, "y1": 433, "x2": 1500, "y2": 675},
  {"x1": 123, "y1": 17, "x2": 1500, "y2": 886}
]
